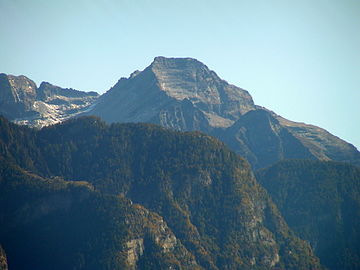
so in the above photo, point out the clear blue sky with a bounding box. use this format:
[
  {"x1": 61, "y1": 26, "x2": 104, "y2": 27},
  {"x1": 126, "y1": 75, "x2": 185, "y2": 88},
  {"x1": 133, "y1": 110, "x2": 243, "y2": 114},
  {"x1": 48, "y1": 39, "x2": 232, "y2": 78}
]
[{"x1": 1, "y1": 0, "x2": 359, "y2": 149}]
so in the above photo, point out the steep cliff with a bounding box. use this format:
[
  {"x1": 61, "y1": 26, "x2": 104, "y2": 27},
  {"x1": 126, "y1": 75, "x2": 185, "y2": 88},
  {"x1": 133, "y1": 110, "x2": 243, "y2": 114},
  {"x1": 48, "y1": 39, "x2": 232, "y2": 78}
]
[
  {"x1": 0, "y1": 73, "x2": 99, "y2": 127},
  {"x1": 0, "y1": 73, "x2": 37, "y2": 119}
]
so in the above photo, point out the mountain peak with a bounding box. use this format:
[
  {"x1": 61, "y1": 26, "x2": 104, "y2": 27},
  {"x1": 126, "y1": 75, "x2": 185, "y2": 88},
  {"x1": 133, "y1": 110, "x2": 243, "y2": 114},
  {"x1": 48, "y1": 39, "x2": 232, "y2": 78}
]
[
  {"x1": 152, "y1": 55, "x2": 204, "y2": 64},
  {"x1": 0, "y1": 73, "x2": 37, "y2": 119},
  {"x1": 150, "y1": 56, "x2": 211, "y2": 75},
  {"x1": 38, "y1": 81, "x2": 54, "y2": 89},
  {"x1": 0, "y1": 73, "x2": 37, "y2": 92},
  {"x1": 87, "y1": 56, "x2": 256, "y2": 129},
  {"x1": 148, "y1": 56, "x2": 253, "y2": 106}
]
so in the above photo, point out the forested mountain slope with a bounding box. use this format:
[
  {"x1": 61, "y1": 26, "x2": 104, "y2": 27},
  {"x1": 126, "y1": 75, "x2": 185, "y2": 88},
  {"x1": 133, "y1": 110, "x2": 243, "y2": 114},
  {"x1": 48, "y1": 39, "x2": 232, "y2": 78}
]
[
  {"x1": 0, "y1": 116, "x2": 323, "y2": 270},
  {"x1": 257, "y1": 160, "x2": 360, "y2": 270}
]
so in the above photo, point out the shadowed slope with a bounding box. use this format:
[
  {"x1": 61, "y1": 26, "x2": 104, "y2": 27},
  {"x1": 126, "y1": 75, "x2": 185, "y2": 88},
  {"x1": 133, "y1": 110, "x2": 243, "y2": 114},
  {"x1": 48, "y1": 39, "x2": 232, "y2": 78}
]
[{"x1": 0, "y1": 116, "x2": 323, "y2": 270}]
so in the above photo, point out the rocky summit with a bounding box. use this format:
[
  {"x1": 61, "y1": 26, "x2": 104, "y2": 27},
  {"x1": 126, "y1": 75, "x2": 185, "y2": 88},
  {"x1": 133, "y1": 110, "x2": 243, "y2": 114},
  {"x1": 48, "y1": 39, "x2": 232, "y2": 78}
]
[
  {"x1": 0, "y1": 73, "x2": 98, "y2": 128},
  {"x1": 87, "y1": 57, "x2": 256, "y2": 131}
]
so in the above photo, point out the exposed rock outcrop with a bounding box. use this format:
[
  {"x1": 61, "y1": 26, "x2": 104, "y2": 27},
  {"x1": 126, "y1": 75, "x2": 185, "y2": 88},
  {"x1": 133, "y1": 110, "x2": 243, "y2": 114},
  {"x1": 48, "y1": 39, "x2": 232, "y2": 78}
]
[
  {"x1": 87, "y1": 57, "x2": 256, "y2": 131},
  {"x1": 0, "y1": 73, "x2": 37, "y2": 119},
  {"x1": 0, "y1": 246, "x2": 8, "y2": 270},
  {"x1": 126, "y1": 238, "x2": 144, "y2": 268},
  {"x1": 0, "y1": 73, "x2": 99, "y2": 127},
  {"x1": 124, "y1": 204, "x2": 200, "y2": 269}
]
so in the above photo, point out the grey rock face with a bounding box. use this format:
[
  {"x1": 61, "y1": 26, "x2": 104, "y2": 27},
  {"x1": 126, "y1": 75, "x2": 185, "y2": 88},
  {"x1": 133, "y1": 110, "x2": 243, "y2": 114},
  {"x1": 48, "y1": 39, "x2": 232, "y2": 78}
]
[
  {"x1": 87, "y1": 57, "x2": 256, "y2": 131},
  {"x1": 150, "y1": 57, "x2": 255, "y2": 122},
  {"x1": 0, "y1": 73, "x2": 37, "y2": 119},
  {"x1": 124, "y1": 204, "x2": 200, "y2": 270},
  {"x1": 0, "y1": 246, "x2": 7, "y2": 270},
  {"x1": 0, "y1": 73, "x2": 99, "y2": 127}
]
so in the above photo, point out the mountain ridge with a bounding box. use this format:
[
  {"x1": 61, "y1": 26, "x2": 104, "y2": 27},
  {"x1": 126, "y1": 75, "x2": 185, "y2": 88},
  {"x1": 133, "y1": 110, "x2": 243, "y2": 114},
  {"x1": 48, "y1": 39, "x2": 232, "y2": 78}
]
[
  {"x1": 0, "y1": 73, "x2": 99, "y2": 127},
  {"x1": 84, "y1": 57, "x2": 360, "y2": 168},
  {"x1": 88, "y1": 56, "x2": 256, "y2": 131},
  {"x1": 1, "y1": 57, "x2": 359, "y2": 168}
]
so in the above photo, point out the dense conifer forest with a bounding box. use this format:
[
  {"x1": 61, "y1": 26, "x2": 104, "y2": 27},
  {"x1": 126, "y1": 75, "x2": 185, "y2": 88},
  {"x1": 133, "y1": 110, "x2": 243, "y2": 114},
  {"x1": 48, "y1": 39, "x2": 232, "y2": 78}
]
[
  {"x1": 0, "y1": 116, "x2": 325, "y2": 270},
  {"x1": 257, "y1": 160, "x2": 360, "y2": 270}
]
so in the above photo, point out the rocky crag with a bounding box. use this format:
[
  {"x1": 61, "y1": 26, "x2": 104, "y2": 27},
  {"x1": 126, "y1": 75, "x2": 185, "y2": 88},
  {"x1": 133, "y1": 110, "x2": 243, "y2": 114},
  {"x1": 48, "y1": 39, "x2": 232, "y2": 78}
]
[
  {"x1": 0, "y1": 73, "x2": 98, "y2": 127},
  {"x1": 89, "y1": 57, "x2": 255, "y2": 132},
  {"x1": 0, "y1": 246, "x2": 7, "y2": 270}
]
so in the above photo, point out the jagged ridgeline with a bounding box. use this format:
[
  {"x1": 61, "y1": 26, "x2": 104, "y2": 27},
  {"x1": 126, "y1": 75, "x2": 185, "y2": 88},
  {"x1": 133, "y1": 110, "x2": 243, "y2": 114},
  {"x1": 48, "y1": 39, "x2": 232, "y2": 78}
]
[
  {"x1": 256, "y1": 160, "x2": 360, "y2": 270},
  {"x1": 0, "y1": 116, "x2": 323, "y2": 270},
  {"x1": 1, "y1": 57, "x2": 360, "y2": 170},
  {"x1": 0, "y1": 73, "x2": 98, "y2": 127}
]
